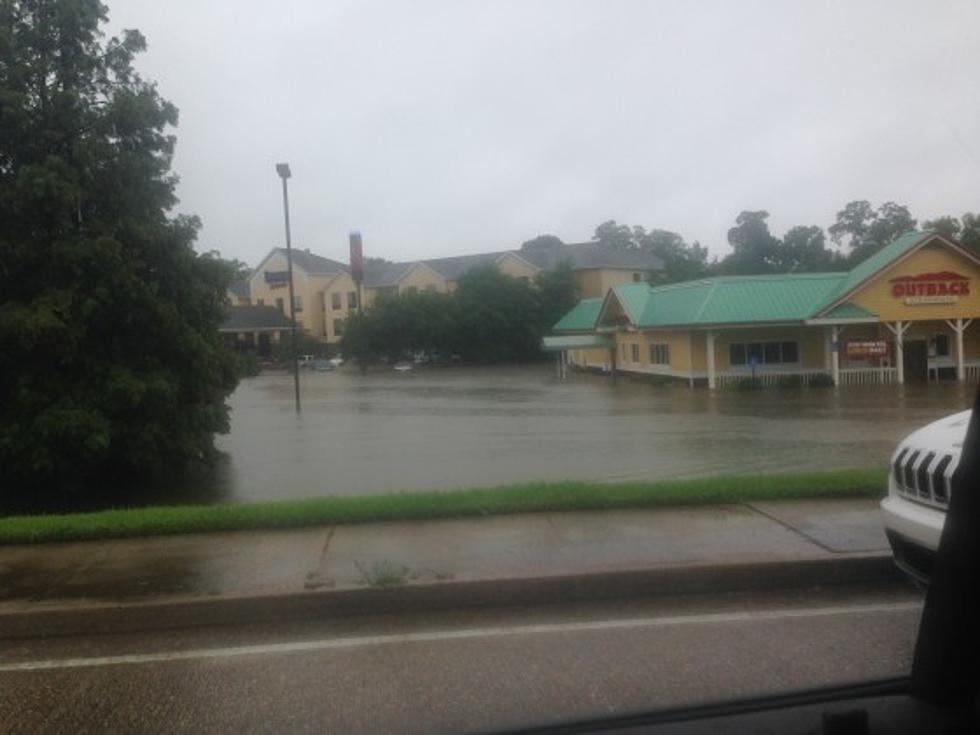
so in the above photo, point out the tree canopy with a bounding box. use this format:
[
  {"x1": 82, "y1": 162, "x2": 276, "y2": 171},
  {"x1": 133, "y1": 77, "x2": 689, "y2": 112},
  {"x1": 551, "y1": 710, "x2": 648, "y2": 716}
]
[
  {"x1": 0, "y1": 1, "x2": 238, "y2": 500},
  {"x1": 829, "y1": 200, "x2": 917, "y2": 263},
  {"x1": 340, "y1": 263, "x2": 578, "y2": 367},
  {"x1": 592, "y1": 220, "x2": 711, "y2": 283}
]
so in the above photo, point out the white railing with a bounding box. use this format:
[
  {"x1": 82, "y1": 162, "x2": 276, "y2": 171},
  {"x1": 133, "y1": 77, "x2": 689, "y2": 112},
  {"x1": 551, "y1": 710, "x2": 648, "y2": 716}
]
[
  {"x1": 965, "y1": 363, "x2": 980, "y2": 382},
  {"x1": 715, "y1": 370, "x2": 830, "y2": 388},
  {"x1": 838, "y1": 367, "x2": 897, "y2": 385}
]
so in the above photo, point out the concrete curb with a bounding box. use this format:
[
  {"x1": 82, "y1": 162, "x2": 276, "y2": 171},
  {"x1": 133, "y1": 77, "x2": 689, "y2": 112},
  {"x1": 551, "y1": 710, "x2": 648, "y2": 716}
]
[{"x1": 0, "y1": 553, "x2": 901, "y2": 640}]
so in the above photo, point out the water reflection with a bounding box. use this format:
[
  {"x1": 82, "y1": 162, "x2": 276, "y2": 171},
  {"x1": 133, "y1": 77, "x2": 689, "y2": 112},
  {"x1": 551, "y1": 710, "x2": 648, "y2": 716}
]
[
  {"x1": 205, "y1": 366, "x2": 971, "y2": 503},
  {"x1": 12, "y1": 366, "x2": 972, "y2": 513}
]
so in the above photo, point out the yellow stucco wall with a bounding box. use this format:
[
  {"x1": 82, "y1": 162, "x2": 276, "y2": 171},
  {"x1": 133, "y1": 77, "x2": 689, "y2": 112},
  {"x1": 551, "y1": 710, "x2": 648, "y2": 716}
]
[
  {"x1": 495, "y1": 253, "x2": 540, "y2": 281},
  {"x1": 612, "y1": 329, "x2": 696, "y2": 375},
  {"x1": 575, "y1": 269, "x2": 647, "y2": 298},
  {"x1": 396, "y1": 264, "x2": 450, "y2": 294},
  {"x1": 847, "y1": 244, "x2": 980, "y2": 322},
  {"x1": 710, "y1": 328, "x2": 826, "y2": 371},
  {"x1": 611, "y1": 326, "x2": 831, "y2": 376},
  {"x1": 321, "y1": 273, "x2": 361, "y2": 343},
  {"x1": 249, "y1": 252, "x2": 318, "y2": 334},
  {"x1": 250, "y1": 253, "x2": 365, "y2": 345}
]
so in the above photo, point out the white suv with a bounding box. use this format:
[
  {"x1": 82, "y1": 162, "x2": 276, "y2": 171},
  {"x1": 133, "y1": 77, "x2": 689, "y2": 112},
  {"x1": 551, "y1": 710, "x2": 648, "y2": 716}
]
[{"x1": 881, "y1": 409, "x2": 971, "y2": 585}]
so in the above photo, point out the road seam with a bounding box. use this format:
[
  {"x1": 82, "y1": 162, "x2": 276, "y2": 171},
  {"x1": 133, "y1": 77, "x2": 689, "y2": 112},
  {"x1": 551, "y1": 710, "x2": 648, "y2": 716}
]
[
  {"x1": 0, "y1": 601, "x2": 922, "y2": 673},
  {"x1": 743, "y1": 502, "x2": 841, "y2": 553}
]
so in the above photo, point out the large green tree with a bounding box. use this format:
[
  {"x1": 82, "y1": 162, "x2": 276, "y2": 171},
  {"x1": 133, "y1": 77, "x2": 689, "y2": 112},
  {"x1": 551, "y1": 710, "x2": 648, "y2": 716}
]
[
  {"x1": 719, "y1": 210, "x2": 780, "y2": 274},
  {"x1": 828, "y1": 200, "x2": 917, "y2": 263},
  {"x1": 0, "y1": 1, "x2": 238, "y2": 499},
  {"x1": 922, "y1": 213, "x2": 980, "y2": 253},
  {"x1": 340, "y1": 263, "x2": 576, "y2": 366},
  {"x1": 592, "y1": 220, "x2": 711, "y2": 283},
  {"x1": 774, "y1": 225, "x2": 843, "y2": 273},
  {"x1": 961, "y1": 213, "x2": 980, "y2": 252}
]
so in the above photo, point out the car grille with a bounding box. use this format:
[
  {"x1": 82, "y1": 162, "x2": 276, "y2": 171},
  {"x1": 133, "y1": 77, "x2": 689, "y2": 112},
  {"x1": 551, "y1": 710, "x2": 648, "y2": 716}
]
[{"x1": 892, "y1": 446, "x2": 956, "y2": 508}]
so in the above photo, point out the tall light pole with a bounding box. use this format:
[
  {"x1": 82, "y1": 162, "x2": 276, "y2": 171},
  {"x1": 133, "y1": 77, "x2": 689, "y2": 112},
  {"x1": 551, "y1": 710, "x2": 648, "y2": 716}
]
[{"x1": 276, "y1": 162, "x2": 300, "y2": 413}]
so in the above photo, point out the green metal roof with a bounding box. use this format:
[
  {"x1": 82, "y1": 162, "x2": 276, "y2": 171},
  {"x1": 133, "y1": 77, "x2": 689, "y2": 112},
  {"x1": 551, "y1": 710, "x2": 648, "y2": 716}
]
[
  {"x1": 614, "y1": 273, "x2": 845, "y2": 328},
  {"x1": 609, "y1": 283, "x2": 652, "y2": 324},
  {"x1": 542, "y1": 335, "x2": 614, "y2": 351},
  {"x1": 818, "y1": 230, "x2": 933, "y2": 309},
  {"x1": 819, "y1": 301, "x2": 878, "y2": 320},
  {"x1": 552, "y1": 297, "x2": 603, "y2": 331},
  {"x1": 551, "y1": 230, "x2": 951, "y2": 332}
]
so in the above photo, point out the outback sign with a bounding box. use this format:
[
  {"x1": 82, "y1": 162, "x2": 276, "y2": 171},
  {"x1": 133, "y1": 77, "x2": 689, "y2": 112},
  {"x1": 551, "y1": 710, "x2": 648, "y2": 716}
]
[{"x1": 890, "y1": 271, "x2": 970, "y2": 305}]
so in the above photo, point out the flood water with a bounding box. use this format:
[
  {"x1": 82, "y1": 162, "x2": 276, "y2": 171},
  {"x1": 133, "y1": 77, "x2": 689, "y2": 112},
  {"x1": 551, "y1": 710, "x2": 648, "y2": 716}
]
[{"x1": 184, "y1": 365, "x2": 974, "y2": 504}]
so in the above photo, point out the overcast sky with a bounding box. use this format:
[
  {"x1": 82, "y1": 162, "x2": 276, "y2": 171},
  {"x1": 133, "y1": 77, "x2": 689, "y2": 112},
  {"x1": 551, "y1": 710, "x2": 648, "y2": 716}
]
[{"x1": 105, "y1": 1, "x2": 980, "y2": 266}]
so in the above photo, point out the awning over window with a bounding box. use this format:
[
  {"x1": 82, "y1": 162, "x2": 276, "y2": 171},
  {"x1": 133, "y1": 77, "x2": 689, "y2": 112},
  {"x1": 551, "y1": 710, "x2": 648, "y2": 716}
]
[{"x1": 541, "y1": 335, "x2": 614, "y2": 352}]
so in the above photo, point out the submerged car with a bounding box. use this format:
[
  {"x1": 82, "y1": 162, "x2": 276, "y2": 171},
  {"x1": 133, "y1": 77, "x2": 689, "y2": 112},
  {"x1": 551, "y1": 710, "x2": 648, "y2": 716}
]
[
  {"x1": 312, "y1": 359, "x2": 335, "y2": 372},
  {"x1": 881, "y1": 409, "x2": 971, "y2": 585}
]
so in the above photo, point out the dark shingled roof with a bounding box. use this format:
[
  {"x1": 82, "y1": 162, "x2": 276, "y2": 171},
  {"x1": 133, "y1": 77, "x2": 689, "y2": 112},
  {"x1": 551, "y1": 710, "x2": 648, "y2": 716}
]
[
  {"x1": 273, "y1": 248, "x2": 350, "y2": 274},
  {"x1": 220, "y1": 305, "x2": 293, "y2": 332},
  {"x1": 422, "y1": 252, "x2": 505, "y2": 280},
  {"x1": 266, "y1": 241, "x2": 663, "y2": 286},
  {"x1": 228, "y1": 278, "x2": 250, "y2": 298},
  {"x1": 520, "y1": 242, "x2": 664, "y2": 271},
  {"x1": 363, "y1": 261, "x2": 415, "y2": 287}
]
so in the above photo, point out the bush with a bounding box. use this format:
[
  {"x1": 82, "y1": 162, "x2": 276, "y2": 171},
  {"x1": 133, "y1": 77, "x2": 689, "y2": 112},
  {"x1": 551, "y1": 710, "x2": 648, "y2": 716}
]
[
  {"x1": 735, "y1": 376, "x2": 763, "y2": 390},
  {"x1": 232, "y1": 351, "x2": 260, "y2": 378},
  {"x1": 807, "y1": 373, "x2": 836, "y2": 388},
  {"x1": 777, "y1": 374, "x2": 803, "y2": 388}
]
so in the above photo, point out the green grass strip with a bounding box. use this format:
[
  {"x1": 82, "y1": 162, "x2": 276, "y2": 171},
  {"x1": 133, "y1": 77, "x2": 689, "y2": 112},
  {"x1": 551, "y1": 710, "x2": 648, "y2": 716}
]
[{"x1": 0, "y1": 468, "x2": 887, "y2": 545}]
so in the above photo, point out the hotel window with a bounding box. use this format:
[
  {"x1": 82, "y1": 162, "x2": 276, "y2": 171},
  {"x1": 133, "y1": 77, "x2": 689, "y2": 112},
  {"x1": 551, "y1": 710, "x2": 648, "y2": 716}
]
[
  {"x1": 293, "y1": 295, "x2": 303, "y2": 312},
  {"x1": 256, "y1": 298, "x2": 265, "y2": 306},
  {"x1": 729, "y1": 341, "x2": 799, "y2": 366},
  {"x1": 347, "y1": 291, "x2": 358, "y2": 309},
  {"x1": 631, "y1": 343, "x2": 640, "y2": 362},
  {"x1": 333, "y1": 319, "x2": 345, "y2": 336},
  {"x1": 331, "y1": 292, "x2": 342, "y2": 310},
  {"x1": 649, "y1": 343, "x2": 670, "y2": 365}
]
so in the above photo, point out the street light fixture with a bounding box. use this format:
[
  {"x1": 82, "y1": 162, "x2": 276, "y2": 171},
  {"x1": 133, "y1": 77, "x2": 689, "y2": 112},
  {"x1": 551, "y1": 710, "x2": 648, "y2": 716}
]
[{"x1": 276, "y1": 162, "x2": 300, "y2": 414}]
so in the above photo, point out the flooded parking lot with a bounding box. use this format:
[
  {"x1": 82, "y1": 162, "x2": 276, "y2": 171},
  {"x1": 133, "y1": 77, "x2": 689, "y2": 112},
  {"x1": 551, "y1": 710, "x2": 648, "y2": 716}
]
[{"x1": 194, "y1": 365, "x2": 974, "y2": 503}]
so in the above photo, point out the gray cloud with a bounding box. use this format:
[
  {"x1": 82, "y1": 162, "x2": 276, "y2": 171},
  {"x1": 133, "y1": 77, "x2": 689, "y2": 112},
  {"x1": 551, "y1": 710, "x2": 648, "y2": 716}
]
[{"x1": 106, "y1": 0, "x2": 980, "y2": 265}]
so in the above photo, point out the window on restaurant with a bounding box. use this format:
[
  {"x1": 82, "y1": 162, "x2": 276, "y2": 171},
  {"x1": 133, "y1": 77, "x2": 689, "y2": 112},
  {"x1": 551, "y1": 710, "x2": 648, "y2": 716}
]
[
  {"x1": 293, "y1": 295, "x2": 303, "y2": 312},
  {"x1": 631, "y1": 343, "x2": 640, "y2": 362},
  {"x1": 333, "y1": 319, "x2": 345, "y2": 336},
  {"x1": 347, "y1": 291, "x2": 358, "y2": 309},
  {"x1": 730, "y1": 341, "x2": 799, "y2": 366},
  {"x1": 331, "y1": 292, "x2": 342, "y2": 310},
  {"x1": 649, "y1": 343, "x2": 670, "y2": 365},
  {"x1": 934, "y1": 334, "x2": 950, "y2": 357}
]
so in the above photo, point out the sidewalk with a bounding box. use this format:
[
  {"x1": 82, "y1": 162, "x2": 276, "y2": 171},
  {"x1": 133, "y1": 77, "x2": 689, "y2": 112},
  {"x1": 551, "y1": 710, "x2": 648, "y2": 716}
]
[{"x1": 0, "y1": 498, "x2": 897, "y2": 637}]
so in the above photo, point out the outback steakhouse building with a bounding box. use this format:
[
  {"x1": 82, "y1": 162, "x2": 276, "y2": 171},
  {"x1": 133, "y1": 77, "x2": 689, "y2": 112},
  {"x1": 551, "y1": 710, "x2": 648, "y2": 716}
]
[{"x1": 546, "y1": 231, "x2": 980, "y2": 387}]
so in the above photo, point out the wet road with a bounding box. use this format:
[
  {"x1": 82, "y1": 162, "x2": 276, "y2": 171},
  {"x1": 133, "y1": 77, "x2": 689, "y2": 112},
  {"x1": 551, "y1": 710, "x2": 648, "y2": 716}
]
[
  {"x1": 0, "y1": 583, "x2": 922, "y2": 733},
  {"x1": 192, "y1": 366, "x2": 972, "y2": 503}
]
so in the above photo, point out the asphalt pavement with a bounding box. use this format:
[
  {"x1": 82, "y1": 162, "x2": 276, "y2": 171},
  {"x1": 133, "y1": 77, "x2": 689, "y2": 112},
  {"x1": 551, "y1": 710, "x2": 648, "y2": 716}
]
[{"x1": 0, "y1": 581, "x2": 922, "y2": 734}]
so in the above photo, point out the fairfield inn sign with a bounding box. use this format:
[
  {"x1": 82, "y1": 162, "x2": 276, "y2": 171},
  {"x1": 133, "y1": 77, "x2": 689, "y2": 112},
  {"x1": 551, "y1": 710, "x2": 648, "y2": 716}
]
[{"x1": 890, "y1": 271, "x2": 971, "y2": 305}]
